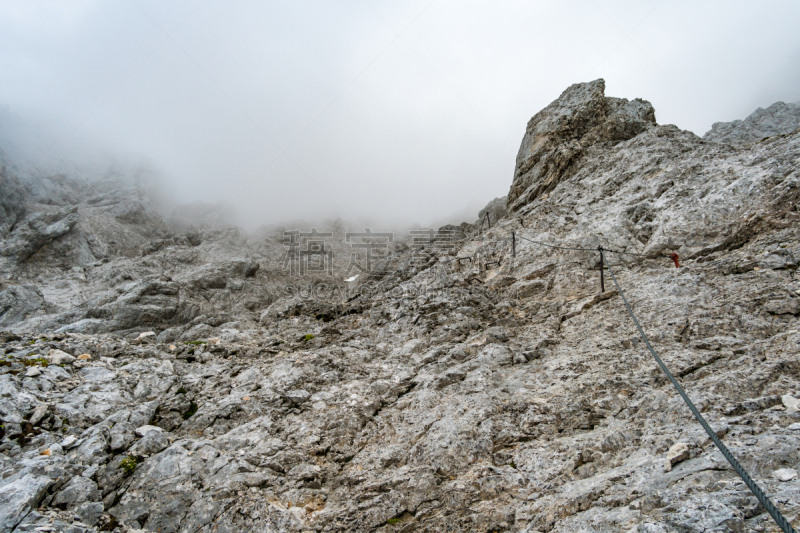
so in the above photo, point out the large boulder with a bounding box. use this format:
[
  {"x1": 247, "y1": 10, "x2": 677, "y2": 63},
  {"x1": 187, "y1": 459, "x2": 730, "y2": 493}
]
[
  {"x1": 83, "y1": 278, "x2": 180, "y2": 332},
  {"x1": 0, "y1": 206, "x2": 79, "y2": 261},
  {"x1": 0, "y1": 472, "x2": 55, "y2": 532},
  {"x1": 0, "y1": 284, "x2": 47, "y2": 327},
  {"x1": 51, "y1": 476, "x2": 101, "y2": 510},
  {"x1": 507, "y1": 79, "x2": 655, "y2": 212},
  {"x1": 178, "y1": 258, "x2": 260, "y2": 290}
]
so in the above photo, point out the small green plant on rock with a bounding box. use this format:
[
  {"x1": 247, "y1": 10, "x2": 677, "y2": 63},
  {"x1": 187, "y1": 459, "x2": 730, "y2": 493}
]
[
  {"x1": 120, "y1": 456, "x2": 138, "y2": 475},
  {"x1": 176, "y1": 387, "x2": 187, "y2": 394},
  {"x1": 303, "y1": 334, "x2": 315, "y2": 342},
  {"x1": 186, "y1": 340, "x2": 207, "y2": 345},
  {"x1": 387, "y1": 518, "x2": 401, "y2": 525}
]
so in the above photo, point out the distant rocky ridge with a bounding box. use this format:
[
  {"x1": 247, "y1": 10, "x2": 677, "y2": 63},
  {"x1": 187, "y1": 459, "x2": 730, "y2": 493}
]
[
  {"x1": 165, "y1": 200, "x2": 237, "y2": 234},
  {"x1": 704, "y1": 101, "x2": 800, "y2": 146},
  {"x1": 0, "y1": 81, "x2": 799, "y2": 533}
]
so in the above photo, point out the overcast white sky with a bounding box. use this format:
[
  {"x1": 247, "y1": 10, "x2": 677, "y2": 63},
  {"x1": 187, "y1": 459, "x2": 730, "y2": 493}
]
[{"x1": 1, "y1": 1, "x2": 799, "y2": 230}]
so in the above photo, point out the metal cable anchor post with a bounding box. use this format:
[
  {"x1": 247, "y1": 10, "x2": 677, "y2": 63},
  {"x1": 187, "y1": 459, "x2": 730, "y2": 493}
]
[{"x1": 598, "y1": 245, "x2": 604, "y2": 293}]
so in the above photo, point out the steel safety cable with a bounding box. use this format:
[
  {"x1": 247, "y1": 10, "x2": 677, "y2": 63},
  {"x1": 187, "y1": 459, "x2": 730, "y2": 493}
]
[
  {"x1": 514, "y1": 233, "x2": 596, "y2": 252},
  {"x1": 602, "y1": 247, "x2": 669, "y2": 258},
  {"x1": 601, "y1": 251, "x2": 797, "y2": 533}
]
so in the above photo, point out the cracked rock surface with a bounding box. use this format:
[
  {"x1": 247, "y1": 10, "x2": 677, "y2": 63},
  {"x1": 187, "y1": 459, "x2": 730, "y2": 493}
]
[{"x1": 1, "y1": 80, "x2": 800, "y2": 532}]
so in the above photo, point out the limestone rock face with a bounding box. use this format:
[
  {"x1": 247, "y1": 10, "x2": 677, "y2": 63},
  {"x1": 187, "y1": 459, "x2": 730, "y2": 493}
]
[
  {"x1": 507, "y1": 79, "x2": 656, "y2": 212},
  {"x1": 2, "y1": 84, "x2": 800, "y2": 533},
  {"x1": 704, "y1": 101, "x2": 800, "y2": 146}
]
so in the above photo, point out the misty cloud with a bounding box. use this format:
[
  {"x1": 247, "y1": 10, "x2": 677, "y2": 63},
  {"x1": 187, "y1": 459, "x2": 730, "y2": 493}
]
[{"x1": 1, "y1": 0, "x2": 799, "y2": 231}]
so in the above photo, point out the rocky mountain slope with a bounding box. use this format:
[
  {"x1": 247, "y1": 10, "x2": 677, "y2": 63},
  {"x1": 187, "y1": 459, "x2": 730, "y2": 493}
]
[
  {"x1": 704, "y1": 101, "x2": 800, "y2": 146},
  {"x1": 1, "y1": 80, "x2": 800, "y2": 533}
]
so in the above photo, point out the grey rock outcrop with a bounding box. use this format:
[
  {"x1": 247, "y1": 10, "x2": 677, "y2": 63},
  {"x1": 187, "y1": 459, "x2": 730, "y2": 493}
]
[
  {"x1": 0, "y1": 470, "x2": 56, "y2": 532},
  {"x1": 507, "y1": 79, "x2": 656, "y2": 212},
  {"x1": 0, "y1": 206, "x2": 79, "y2": 261},
  {"x1": 0, "y1": 284, "x2": 47, "y2": 326},
  {"x1": 704, "y1": 101, "x2": 800, "y2": 146}
]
